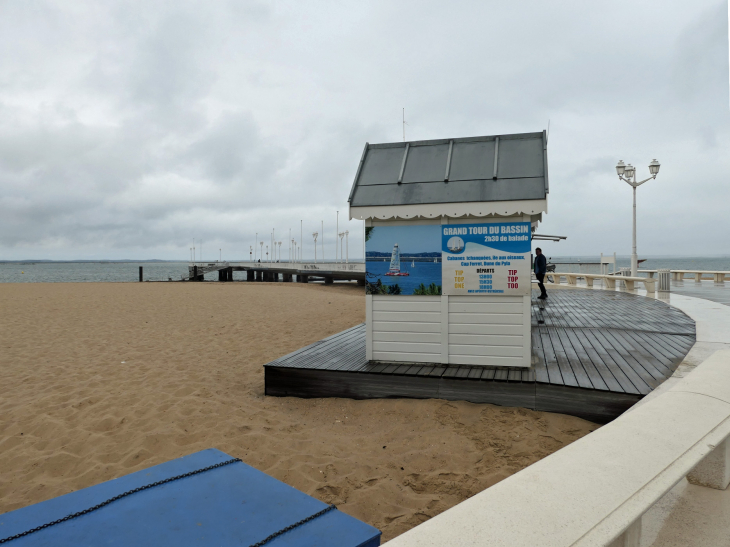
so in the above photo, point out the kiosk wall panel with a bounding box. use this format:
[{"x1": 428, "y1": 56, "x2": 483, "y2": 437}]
[
  {"x1": 371, "y1": 295, "x2": 442, "y2": 363},
  {"x1": 448, "y1": 295, "x2": 529, "y2": 367}
]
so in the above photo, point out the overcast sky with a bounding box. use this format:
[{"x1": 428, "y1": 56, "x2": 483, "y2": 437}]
[{"x1": 0, "y1": 1, "x2": 727, "y2": 261}]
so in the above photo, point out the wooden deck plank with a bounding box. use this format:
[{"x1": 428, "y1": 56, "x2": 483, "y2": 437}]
[
  {"x1": 545, "y1": 328, "x2": 580, "y2": 387},
  {"x1": 538, "y1": 328, "x2": 565, "y2": 385},
  {"x1": 493, "y1": 368, "x2": 509, "y2": 381},
  {"x1": 601, "y1": 329, "x2": 668, "y2": 382},
  {"x1": 610, "y1": 330, "x2": 673, "y2": 377},
  {"x1": 508, "y1": 369, "x2": 522, "y2": 382},
  {"x1": 481, "y1": 367, "x2": 497, "y2": 381},
  {"x1": 441, "y1": 367, "x2": 460, "y2": 378},
  {"x1": 562, "y1": 329, "x2": 609, "y2": 391},
  {"x1": 531, "y1": 329, "x2": 551, "y2": 384},
  {"x1": 628, "y1": 330, "x2": 684, "y2": 361},
  {"x1": 579, "y1": 329, "x2": 642, "y2": 395},
  {"x1": 468, "y1": 368, "x2": 483, "y2": 380},
  {"x1": 454, "y1": 367, "x2": 472, "y2": 379},
  {"x1": 553, "y1": 327, "x2": 595, "y2": 389},
  {"x1": 589, "y1": 329, "x2": 655, "y2": 393}
]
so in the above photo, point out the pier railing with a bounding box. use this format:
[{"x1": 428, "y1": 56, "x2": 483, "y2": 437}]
[
  {"x1": 640, "y1": 269, "x2": 729, "y2": 283},
  {"x1": 261, "y1": 262, "x2": 364, "y2": 273},
  {"x1": 186, "y1": 261, "x2": 365, "y2": 281},
  {"x1": 384, "y1": 350, "x2": 730, "y2": 547},
  {"x1": 546, "y1": 273, "x2": 657, "y2": 294}
]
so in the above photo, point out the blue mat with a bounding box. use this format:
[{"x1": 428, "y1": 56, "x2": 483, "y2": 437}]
[{"x1": 0, "y1": 449, "x2": 381, "y2": 546}]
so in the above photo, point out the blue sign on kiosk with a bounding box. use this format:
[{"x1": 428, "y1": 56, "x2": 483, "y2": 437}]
[{"x1": 0, "y1": 449, "x2": 381, "y2": 546}]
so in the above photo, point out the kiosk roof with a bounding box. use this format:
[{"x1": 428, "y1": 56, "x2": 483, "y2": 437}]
[{"x1": 348, "y1": 131, "x2": 548, "y2": 208}]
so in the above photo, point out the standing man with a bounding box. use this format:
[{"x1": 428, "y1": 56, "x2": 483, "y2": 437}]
[{"x1": 534, "y1": 247, "x2": 548, "y2": 300}]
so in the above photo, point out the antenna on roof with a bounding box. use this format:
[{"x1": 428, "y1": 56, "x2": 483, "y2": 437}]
[
  {"x1": 546, "y1": 119, "x2": 550, "y2": 143},
  {"x1": 402, "y1": 108, "x2": 408, "y2": 142}
]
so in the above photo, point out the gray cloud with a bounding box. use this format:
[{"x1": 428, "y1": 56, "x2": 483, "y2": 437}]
[{"x1": 0, "y1": 0, "x2": 727, "y2": 260}]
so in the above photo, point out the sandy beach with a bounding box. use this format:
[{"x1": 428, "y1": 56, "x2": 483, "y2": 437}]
[{"x1": 0, "y1": 281, "x2": 598, "y2": 541}]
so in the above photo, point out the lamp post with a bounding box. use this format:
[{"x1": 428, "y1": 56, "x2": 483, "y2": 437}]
[
  {"x1": 255, "y1": 233, "x2": 258, "y2": 260},
  {"x1": 345, "y1": 230, "x2": 349, "y2": 264},
  {"x1": 266, "y1": 245, "x2": 269, "y2": 263},
  {"x1": 338, "y1": 232, "x2": 345, "y2": 263},
  {"x1": 616, "y1": 159, "x2": 661, "y2": 277},
  {"x1": 312, "y1": 232, "x2": 319, "y2": 262},
  {"x1": 249, "y1": 246, "x2": 252, "y2": 262},
  {"x1": 259, "y1": 241, "x2": 263, "y2": 263},
  {"x1": 278, "y1": 241, "x2": 282, "y2": 262}
]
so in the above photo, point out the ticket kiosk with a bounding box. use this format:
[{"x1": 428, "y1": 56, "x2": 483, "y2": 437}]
[{"x1": 348, "y1": 131, "x2": 549, "y2": 368}]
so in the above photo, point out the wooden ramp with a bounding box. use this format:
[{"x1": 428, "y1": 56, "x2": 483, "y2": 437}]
[{"x1": 264, "y1": 290, "x2": 696, "y2": 423}]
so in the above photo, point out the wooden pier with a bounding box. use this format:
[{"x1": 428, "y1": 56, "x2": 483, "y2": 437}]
[
  {"x1": 264, "y1": 289, "x2": 696, "y2": 423},
  {"x1": 186, "y1": 261, "x2": 365, "y2": 284}
]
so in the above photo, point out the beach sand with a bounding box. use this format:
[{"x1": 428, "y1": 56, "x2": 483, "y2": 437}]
[{"x1": 0, "y1": 281, "x2": 598, "y2": 541}]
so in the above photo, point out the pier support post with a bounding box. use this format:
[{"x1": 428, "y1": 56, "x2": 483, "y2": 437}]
[
  {"x1": 324, "y1": 276, "x2": 333, "y2": 285},
  {"x1": 218, "y1": 270, "x2": 224, "y2": 282},
  {"x1": 608, "y1": 518, "x2": 641, "y2": 547},
  {"x1": 139, "y1": 266, "x2": 143, "y2": 282},
  {"x1": 687, "y1": 437, "x2": 730, "y2": 490},
  {"x1": 357, "y1": 279, "x2": 365, "y2": 286},
  {"x1": 255, "y1": 271, "x2": 261, "y2": 281},
  {"x1": 193, "y1": 265, "x2": 198, "y2": 281},
  {"x1": 247, "y1": 270, "x2": 254, "y2": 281},
  {"x1": 228, "y1": 267, "x2": 233, "y2": 281}
]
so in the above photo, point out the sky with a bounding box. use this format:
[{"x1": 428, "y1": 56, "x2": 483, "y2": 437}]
[
  {"x1": 366, "y1": 225, "x2": 441, "y2": 255},
  {"x1": 0, "y1": 1, "x2": 728, "y2": 261}
]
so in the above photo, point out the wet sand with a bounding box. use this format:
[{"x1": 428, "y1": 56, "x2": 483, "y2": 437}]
[{"x1": 0, "y1": 281, "x2": 598, "y2": 541}]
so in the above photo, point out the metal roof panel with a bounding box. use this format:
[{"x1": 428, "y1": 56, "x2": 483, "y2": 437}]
[
  {"x1": 351, "y1": 177, "x2": 546, "y2": 206},
  {"x1": 401, "y1": 143, "x2": 450, "y2": 183},
  {"x1": 356, "y1": 145, "x2": 404, "y2": 186}
]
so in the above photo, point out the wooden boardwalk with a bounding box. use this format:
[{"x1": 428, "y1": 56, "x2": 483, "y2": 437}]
[{"x1": 264, "y1": 290, "x2": 696, "y2": 423}]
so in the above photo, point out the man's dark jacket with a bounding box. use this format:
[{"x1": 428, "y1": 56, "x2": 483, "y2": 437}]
[{"x1": 534, "y1": 254, "x2": 547, "y2": 275}]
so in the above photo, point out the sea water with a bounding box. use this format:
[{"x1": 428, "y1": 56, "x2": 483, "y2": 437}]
[
  {"x1": 548, "y1": 256, "x2": 730, "y2": 276},
  {"x1": 366, "y1": 260, "x2": 442, "y2": 295}
]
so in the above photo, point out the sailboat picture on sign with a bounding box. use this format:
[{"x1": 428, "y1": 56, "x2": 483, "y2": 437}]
[{"x1": 365, "y1": 224, "x2": 442, "y2": 295}]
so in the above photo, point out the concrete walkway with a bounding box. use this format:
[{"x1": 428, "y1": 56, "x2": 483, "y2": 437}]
[
  {"x1": 670, "y1": 280, "x2": 730, "y2": 307},
  {"x1": 637, "y1": 292, "x2": 730, "y2": 546}
]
